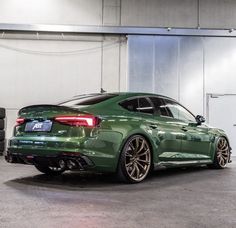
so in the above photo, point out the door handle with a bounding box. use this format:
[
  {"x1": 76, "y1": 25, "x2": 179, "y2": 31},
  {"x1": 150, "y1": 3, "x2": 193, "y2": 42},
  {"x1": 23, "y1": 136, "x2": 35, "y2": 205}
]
[
  {"x1": 181, "y1": 126, "x2": 188, "y2": 132},
  {"x1": 149, "y1": 124, "x2": 158, "y2": 129},
  {"x1": 233, "y1": 124, "x2": 236, "y2": 126}
]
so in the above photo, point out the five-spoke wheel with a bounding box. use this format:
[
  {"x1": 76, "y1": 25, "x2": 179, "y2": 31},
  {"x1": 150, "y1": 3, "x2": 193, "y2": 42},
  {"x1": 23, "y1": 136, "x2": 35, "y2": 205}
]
[{"x1": 117, "y1": 135, "x2": 151, "y2": 183}]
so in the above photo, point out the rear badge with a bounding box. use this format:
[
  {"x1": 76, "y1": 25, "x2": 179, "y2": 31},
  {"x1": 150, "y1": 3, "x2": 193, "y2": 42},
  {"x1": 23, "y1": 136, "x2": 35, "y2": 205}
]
[
  {"x1": 25, "y1": 120, "x2": 52, "y2": 132},
  {"x1": 26, "y1": 155, "x2": 34, "y2": 159}
]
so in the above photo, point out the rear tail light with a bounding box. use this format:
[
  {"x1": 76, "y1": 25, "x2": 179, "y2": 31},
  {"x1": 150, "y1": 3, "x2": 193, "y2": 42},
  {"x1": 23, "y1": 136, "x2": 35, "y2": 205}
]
[
  {"x1": 16, "y1": 118, "x2": 25, "y2": 126},
  {"x1": 54, "y1": 115, "x2": 100, "y2": 127}
]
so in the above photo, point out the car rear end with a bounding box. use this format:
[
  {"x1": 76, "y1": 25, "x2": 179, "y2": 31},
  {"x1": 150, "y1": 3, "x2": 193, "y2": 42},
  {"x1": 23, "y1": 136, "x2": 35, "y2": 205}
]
[{"x1": 6, "y1": 94, "x2": 123, "y2": 173}]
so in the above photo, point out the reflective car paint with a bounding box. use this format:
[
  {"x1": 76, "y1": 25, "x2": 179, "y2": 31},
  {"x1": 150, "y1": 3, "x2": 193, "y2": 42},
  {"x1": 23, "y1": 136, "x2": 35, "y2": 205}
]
[{"x1": 7, "y1": 92, "x2": 230, "y2": 172}]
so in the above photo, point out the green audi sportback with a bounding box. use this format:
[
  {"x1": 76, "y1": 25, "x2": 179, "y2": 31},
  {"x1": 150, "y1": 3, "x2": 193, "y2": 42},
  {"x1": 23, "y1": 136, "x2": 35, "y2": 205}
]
[{"x1": 6, "y1": 93, "x2": 231, "y2": 183}]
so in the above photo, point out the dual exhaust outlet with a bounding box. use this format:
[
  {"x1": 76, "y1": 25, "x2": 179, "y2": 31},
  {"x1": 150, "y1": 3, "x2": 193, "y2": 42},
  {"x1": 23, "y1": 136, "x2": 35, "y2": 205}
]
[{"x1": 58, "y1": 158, "x2": 84, "y2": 170}]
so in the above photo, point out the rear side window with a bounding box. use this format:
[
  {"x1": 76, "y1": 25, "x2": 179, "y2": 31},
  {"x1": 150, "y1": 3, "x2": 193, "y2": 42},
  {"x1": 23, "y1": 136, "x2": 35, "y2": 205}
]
[
  {"x1": 59, "y1": 94, "x2": 117, "y2": 106},
  {"x1": 138, "y1": 98, "x2": 154, "y2": 114},
  {"x1": 120, "y1": 97, "x2": 154, "y2": 114},
  {"x1": 149, "y1": 97, "x2": 169, "y2": 116},
  {"x1": 120, "y1": 98, "x2": 139, "y2": 112}
]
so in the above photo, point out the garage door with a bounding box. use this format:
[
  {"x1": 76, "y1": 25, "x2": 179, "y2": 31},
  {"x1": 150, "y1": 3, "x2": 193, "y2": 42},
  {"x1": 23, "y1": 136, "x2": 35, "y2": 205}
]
[{"x1": 128, "y1": 35, "x2": 236, "y2": 123}]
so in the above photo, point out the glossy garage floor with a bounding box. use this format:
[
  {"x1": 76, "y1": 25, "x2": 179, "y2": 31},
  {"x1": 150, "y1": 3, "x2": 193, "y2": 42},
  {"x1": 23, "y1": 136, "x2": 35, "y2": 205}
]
[{"x1": 0, "y1": 157, "x2": 236, "y2": 228}]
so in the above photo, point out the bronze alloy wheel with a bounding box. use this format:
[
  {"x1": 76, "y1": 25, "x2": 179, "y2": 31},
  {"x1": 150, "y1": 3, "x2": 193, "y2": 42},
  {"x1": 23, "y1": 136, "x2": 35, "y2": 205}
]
[
  {"x1": 216, "y1": 137, "x2": 230, "y2": 168},
  {"x1": 120, "y1": 135, "x2": 151, "y2": 183}
]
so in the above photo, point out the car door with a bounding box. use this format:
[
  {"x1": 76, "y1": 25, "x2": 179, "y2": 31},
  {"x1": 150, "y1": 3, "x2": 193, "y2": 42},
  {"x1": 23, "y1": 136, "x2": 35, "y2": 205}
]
[
  {"x1": 120, "y1": 96, "x2": 182, "y2": 163},
  {"x1": 163, "y1": 99, "x2": 212, "y2": 160},
  {"x1": 148, "y1": 96, "x2": 184, "y2": 162}
]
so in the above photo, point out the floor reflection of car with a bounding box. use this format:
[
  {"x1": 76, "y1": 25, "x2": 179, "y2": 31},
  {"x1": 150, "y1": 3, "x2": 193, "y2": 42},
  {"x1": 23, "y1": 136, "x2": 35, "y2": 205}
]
[{"x1": 6, "y1": 93, "x2": 231, "y2": 183}]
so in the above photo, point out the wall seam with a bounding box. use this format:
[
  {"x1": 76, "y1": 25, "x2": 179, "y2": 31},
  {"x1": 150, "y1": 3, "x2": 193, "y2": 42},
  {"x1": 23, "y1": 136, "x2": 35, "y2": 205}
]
[
  {"x1": 152, "y1": 36, "x2": 155, "y2": 93},
  {"x1": 197, "y1": 0, "x2": 201, "y2": 28},
  {"x1": 100, "y1": 35, "x2": 104, "y2": 92},
  {"x1": 118, "y1": 0, "x2": 122, "y2": 91},
  {"x1": 202, "y1": 37, "x2": 206, "y2": 117},
  {"x1": 177, "y1": 38, "x2": 180, "y2": 102}
]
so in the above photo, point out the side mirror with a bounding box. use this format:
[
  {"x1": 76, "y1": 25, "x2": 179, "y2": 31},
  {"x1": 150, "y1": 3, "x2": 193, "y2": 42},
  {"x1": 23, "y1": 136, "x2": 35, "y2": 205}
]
[{"x1": 195, "y1": 115, "x2": 205, "y2": 125}]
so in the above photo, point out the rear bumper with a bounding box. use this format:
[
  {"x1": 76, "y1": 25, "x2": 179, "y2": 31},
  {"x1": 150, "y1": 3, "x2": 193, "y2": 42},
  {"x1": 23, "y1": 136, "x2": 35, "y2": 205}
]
[
  {"x1": 7, "y1": 132, "x2": 123, "y2": 172},
  {"x1": 5, "y1": 150, "x2": 95, "y2": 171}
]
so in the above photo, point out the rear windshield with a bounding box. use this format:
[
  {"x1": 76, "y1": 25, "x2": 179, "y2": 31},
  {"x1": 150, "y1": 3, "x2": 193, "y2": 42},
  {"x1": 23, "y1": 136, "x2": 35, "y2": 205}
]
[{"x1": 59, "y1": 94, "x2": 117, "y2": 107}]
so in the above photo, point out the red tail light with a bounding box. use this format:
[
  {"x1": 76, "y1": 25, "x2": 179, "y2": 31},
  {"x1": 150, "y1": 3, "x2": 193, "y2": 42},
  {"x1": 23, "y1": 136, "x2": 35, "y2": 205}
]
[
  {"x1": 16, "y1": 118, "x2": 25, "y2": 126},
  {"x1": 54, "y1": 115, "x2": 100, "y2": 127}
]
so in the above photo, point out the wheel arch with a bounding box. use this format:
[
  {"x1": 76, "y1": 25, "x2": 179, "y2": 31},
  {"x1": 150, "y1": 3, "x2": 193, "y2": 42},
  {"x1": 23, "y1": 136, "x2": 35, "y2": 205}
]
[
  {"x1": 115, "y1": 131, "x2": 157, "y2": 171},
  {"x1": 212, "y1": 134, "x2": 231, "y2": 161}
]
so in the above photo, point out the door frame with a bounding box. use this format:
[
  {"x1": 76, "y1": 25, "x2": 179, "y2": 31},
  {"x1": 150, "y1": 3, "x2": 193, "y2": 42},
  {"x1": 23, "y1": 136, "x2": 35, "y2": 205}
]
[{"x1": 206, "y1": 93, "x2": 236, "y2": 123}]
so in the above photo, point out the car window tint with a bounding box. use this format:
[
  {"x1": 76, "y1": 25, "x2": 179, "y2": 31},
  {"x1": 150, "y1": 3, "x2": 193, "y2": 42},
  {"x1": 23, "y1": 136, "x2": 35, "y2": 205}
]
[
  {"x1": 138, "y1": 98, "x2": 154, "y2": 114},
  {"x1": 120, "y1": 97, "x2": 153, "y2": 114},
  {"x1": 59, "y1": 94, "x2": 117, "y2": 106},
  {"x1": 149, "y1": 97, "x2": 169, "y2": 116},
  {"x1": 120, "y1": 98, "x2": 139, "y2": 112},
  {"x1": 163, "y1": 99, "x2": 196, "y2": 122}
]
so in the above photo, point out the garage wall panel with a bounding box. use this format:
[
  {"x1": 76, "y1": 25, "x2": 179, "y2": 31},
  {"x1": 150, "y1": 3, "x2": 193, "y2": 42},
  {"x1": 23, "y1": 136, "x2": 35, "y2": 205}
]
[
  {"x1": 204, "y1": 37, "x2": 236, "y2": 94},
  {"x1": 0, "y1": 39, "x2": 102, "y2": 138},
  {"x1": 200, "y1": 0, "x2": 236, "y2": 29},
  {"x1": 0, "y1": 39, "x2": 102, "y2": 108},
  {"x1": 0, "y1": 0, "x2": 102, "y2": 25},
  {"x1": 102, "y1": 36, "x2": 120, "y2": 92},
  {"x1": 178, "y1": 37, "x2": 204, "y2": 115},
  {"x1": 103, "y1": 0, "x2": 121, "y2": 26},
  {"x1": 121, "y1": 0, "x2": 198, "y2": 28},
  {"x1": 2, "y1": 0, "x2": 236, "y2": 29},
  {"x1": 128, "y1": 36, "x2": 154, "y2": 92},
  {"x1": 154, "y1": 36, "x2": 179, "y2": 100},
  {"x1": 0, "y1": 37, "x2": 127, "y2": 138}
]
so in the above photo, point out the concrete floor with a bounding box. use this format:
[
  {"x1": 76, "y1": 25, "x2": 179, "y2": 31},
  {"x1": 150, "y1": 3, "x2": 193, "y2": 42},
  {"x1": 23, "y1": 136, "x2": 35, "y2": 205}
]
[{"x1": 0, "y1": 157, "x2": 236, "y2": 228}]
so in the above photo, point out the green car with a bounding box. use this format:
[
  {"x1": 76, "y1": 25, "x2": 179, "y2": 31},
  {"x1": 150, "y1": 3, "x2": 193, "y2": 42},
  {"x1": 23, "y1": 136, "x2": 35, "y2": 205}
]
[{"x1": 6, "y1": 93, "x2": 232, "y2": 183}]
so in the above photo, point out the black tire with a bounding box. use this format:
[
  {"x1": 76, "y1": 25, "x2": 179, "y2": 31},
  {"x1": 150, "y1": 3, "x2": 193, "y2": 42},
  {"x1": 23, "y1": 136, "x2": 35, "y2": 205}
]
[
  {"x1": 0, "y1": 140, "x2": 5, "y2": 152},
  {"x1": 209, "y1": 137, "x2": 230, "y2": 169},
  {"x1": 34, "y1": 163, "x2": 65, "y2": 175},
  {"x1": 117, "y1": 135, "x2": 152, "y2": 184},
  {"x1": 0, "y1": 119, "x2": 4, "y2": 130},
  {"x1": 0, "y1": 130, "x2": 5, "y2": 141},
  {"x1": 0, "y1": 108, "x2": 5, "y2": 119}
]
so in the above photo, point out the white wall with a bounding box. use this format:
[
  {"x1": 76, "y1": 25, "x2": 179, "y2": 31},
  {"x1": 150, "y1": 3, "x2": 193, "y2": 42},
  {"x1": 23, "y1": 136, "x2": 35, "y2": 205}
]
[
  {"x1": 121, "y1": 0, "x2": 236, "y2": 29},
  {"x1": 0, "y1": 0, "x2": 103, "y2": 25},
  {"x1": 121, "y1": 0, "x2": 198, "y2": 28},
  {"x1": 0, "y1": 35, "x2": 127, "y2": 138},
  {"x1": 1, "y1": 0, "x2": 236, "y2": 29},
  {"x1": 0, "y1": 0, "x2": 121, "y2": 26}
]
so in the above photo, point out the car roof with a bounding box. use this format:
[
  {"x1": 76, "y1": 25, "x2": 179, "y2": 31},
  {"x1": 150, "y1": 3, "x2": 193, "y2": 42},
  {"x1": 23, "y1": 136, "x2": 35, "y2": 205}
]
[{"x1": 73, "y1": 92, "x2": 173, "y2": 100}]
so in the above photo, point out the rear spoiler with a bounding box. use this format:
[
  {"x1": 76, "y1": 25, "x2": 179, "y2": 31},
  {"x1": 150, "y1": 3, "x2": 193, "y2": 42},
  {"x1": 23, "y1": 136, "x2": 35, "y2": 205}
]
[{"x1": 18, "y1": 104, "x2": 83, "y2": 116}]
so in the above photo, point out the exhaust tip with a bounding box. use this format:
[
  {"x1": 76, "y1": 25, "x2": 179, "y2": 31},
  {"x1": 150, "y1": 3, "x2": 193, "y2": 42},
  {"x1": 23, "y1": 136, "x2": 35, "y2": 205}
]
[
  {"x1": 58, "y1": 159, "x2": 66, "y2": 169},
  {"x1": 67, "y1": 160, "x2": 77, "y2": 170},
  {"x1": 5, "y1": 152, "x2": 14, "y2": 163}
]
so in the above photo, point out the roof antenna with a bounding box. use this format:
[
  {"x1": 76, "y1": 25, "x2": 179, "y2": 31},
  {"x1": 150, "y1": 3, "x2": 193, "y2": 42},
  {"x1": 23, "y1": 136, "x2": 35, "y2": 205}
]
[{"x1": 100, "y1": 88, "x2": 106, "y2": 93}]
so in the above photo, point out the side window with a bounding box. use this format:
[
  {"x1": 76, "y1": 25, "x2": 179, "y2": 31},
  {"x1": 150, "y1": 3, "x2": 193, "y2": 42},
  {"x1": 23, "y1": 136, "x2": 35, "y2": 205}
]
[
  {"x1": 138, "y1": 98, "x2": 154, "y2": 114},
  {"x1": 120, "y1": 97, "x2": 154, "y2": 114},
  {"x1": 163, "y1": 99, "x2": 196, "y2": 122},
  {"x1": 120, "y1": 98, "x2": 139, "y2": 112},
  {"x1": 149, "y1": 97, "x2": 169, "y2": 116}
]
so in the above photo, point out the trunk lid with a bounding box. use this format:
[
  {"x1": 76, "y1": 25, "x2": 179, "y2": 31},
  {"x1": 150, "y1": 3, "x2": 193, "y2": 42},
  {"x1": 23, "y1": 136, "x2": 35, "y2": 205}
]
[{"x1": 15, "y1": 105, "x2": 92, "y2": 137}]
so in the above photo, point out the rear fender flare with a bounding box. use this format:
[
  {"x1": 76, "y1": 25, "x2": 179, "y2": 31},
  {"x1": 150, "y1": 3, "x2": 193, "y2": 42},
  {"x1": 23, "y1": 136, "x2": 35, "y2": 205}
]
[{"x1": 115, "y1": 129, "x2": 158, "y2": 170}]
